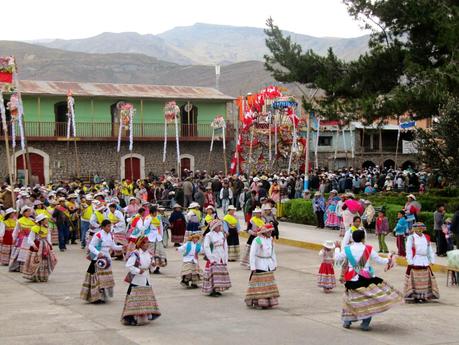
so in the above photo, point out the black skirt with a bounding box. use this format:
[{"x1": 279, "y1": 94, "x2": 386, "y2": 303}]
[
  {"x1": 344, "y1": 275, "x2": 383, "y2": 290},
  {"x1": 227, "y1": 227, "x2": 240, "y2": 246}
]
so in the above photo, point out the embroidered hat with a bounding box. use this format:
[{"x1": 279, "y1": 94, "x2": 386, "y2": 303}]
[
  {"x1": 188, "y1": 202, "x2": 200, "y2": 209},
  {"x1": 209, "y1": 219, "x2": 222, "y2": 231},
  {"x1": 252, "y1": 207, "x2": 262, "y2": 214},
  {"x1": 227, "y1": 205, "x2": 237, "y2": 211},
  {"x1": 135, "y1": 235, "x2": 149, "y2": 249},
  {"x1": 322, "y1": 240, "x2": 335, "y2": 250},
  {"x1": 411, "y1": 222, "x2": 426, "y2": 232},
  {"x1": 35, "y1": 214, "x2": 48, "y2": 223},
  {"x1": 257, "y1": 223, "x2": 274, "y2": 235}
]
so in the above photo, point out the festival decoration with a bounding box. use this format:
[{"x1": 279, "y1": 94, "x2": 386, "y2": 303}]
[
  {"x1": 116, "y1": 101, "x2": 135, "y2": 152},
  {"x1": 162, "y1": 101, "x2": 180, "y2": 164},
  {"x1": 0, "y1": 56, "x2": 16, "y2": 84},
  {"x1": 210, "y1": 115, "x2": 226, "y2": 152},
  {"x1": 66, "y1": 90, "x2": 76, "y2": 139},
  {"x1": 7, "y1": 92, "x2": 25, "y2": 150}
]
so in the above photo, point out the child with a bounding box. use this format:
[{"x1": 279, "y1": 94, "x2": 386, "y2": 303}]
[
  {"x1": 317, "y1": 240, "x2": 336, "y2": 293},
  {"x1": 394, "y1": 210, "x2": 409, "y2": 257},
  {"x1": 177, "y1": 233, "x2": 202, "y2": 288},
  {"x1": 375, "y1": 210, "x2": 390, "y2": 253},
  {"x1": 443, "y1": 218, "x2": 454, "y2": 251}
]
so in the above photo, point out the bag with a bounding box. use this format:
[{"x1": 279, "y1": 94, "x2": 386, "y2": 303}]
[{"x1": 124, "y1": 252, "x2": 140, "y2": 283}]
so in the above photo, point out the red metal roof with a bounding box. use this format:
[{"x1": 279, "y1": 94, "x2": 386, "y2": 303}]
[{"x1": 17, "y1": 80, "x2": 234, "y2": 101}]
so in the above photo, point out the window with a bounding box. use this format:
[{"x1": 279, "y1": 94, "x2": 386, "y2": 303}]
[{"x1": 318, "y1": 136, "x2": 332, "y2": 146}]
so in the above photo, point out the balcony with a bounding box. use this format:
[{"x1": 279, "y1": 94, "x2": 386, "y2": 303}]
[{"x1": 2, "y1": 121, "x2": 234, "y2": 142}]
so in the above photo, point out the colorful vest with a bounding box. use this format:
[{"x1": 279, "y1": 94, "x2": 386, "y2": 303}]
[
  {"x1": 344, "y1": 244, "x2": 374, "y2": 281},
  {"x1": 183, "y1": 241, "x2": 202, "y2": 257}
]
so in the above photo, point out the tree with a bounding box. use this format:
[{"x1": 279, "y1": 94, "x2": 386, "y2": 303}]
[{"x1": 264, "y1": 0, "x2": 458, "y2": 122}]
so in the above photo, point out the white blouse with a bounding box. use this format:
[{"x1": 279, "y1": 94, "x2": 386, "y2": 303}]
[
  {"x1": 126, "y1": 249, "x2": 152, "y2": 286},
  {"x1": 334, "y1": 242, "x2": 388, "y2": 281},
  {"x1": 406, "y1": 233, "x2": 435, "y2": 266},
  {"x1": 88, "y1": 230, "x2": 122, "y2": 261},
  {"x1": 178, "y1": 242, "x2": 201, "y2": 264},
  {"x1": 203, "y1": 231, "x2": 228, "y2": 264},
  {"x1": 249, "y1": 236, "x2": 277, "y2": 271}
]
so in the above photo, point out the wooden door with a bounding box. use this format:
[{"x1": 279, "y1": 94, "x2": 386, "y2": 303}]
[
  {"x1": 181, "y1": 157, "x2": 190, "y2": 176},
  {"x1": 16, "y1": 153, "x2": 45, "y2": 184},
  {"x1": 124, "y1": 157, "x2": 141, "y2": 181}
]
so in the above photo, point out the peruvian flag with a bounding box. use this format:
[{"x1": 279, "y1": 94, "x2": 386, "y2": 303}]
[{"x1": 230, "y1": 134, "x2": 244, "y2": 174}]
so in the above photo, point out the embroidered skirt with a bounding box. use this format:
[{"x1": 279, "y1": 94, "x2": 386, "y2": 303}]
[
  {"x1": 121, "y1": 285, "x2": 161, "y2": 325},
  {"x1": 342, "y1": 279, "x2": 403, "y2": 322},
  {"x1": 404, "y1": 265, "x2": 440, "y2": 301},
  {"x1": 240, "y1": 244, "x2": 251, "y2": 269},
  {"x1": 80, "y1": 260, "x2": 115, "y2": 303},
  {"x1": 9, "y1": 245, "x2": 29, "y2": 272},
  {"x1": 202, "y1": 263, "x2": 232, "y2": 293},
  {"x1": 49, "y1": 223, "x2": 59, "y2": 245},
  {"x1": 181, "y1": 262, "x2": 202, "y2": 284},
  {"x1": 245, "y1": 271, "x2": 280, "y2": 308},
  {"x1": 317, "y1": 262, "x2": 336, "y2": 289},
  {"x1": 0, "y1": 229, "x2": 14, "y2": 266},
  {"x1": 227, "y1": 228, "x2": 240, "y2": 261},
  {"x1": 23, "y1": 241, "x2": 57, "y2": 282},
  {"x1": 149, "y1": 241, "x2": 167, "y2": 267},
  {"x1": 113, "y1": 233, "x2": 127, "y2": 257}
]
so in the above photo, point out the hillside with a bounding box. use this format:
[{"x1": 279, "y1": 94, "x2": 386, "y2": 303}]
[
  {"x1": 36, "y1": 23, "x2": 369, "y2": 65},
  {"x1": 0, "y1": 41, "x2": 276, "y2": 97}
]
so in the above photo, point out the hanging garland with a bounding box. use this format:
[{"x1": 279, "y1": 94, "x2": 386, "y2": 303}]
[
  {"x1": 0, "y1": 56, "x2": 15, "y2": 84},
  {"x1": 210, "y1": 115, "x2": 226, "y2": 152},
  {"x1": 7, "y1": 92, "x2": 25, "y2": 150},
  {"x1": 116, "y1": 102, "x2": 135, "y2": 152},
  {"x1": 66, "y1": 89, "x2": 76, "y2": 139},
  {"x1": 163, "y1": 101, "x2": 180, "y2": 163}
]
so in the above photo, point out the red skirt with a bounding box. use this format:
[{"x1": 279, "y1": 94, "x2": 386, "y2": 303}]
[
  {"x1": 318, "y1": 262, "x2": 334, "y2": 275},
  {"x1": 317, "y1": 262, "x2": 336, "y2": 289}
]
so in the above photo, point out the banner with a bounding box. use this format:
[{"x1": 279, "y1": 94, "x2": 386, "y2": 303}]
[
  {"x1": 400, "y1": 120, "x2": 416, "y2": 129},
  {"x1": 116, "y1": 102, "x2": 135, "y2": 152},
  {"x1": 163, "y1": 101, "x2": 180, "y2": 162},
  {"x1": 402, "y1": 140, "x2": 418, "y2": 154}
]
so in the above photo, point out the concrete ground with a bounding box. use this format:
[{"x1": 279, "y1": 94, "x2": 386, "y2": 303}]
[{"x1": 1, "y1": 239, "x2": 458, "y2": 345}]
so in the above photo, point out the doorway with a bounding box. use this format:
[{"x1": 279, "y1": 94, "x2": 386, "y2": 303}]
[
  {"x1": 16, "y1": 153, "x2": 45, "y2": 185},
  {"x1": 54, "y1": 101, "x2": 68, "y2": 136},
  {"x1": 180, "y1": 103, "x2": 198, "y2": 137}
]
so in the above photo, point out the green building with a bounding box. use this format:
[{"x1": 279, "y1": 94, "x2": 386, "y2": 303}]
[{"x1": 1, "y1": 80, "x2": 234, "y2": 184}]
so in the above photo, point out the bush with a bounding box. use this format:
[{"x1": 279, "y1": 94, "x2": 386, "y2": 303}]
[{"x1": 282, "y1": 199, "x2": 317, "y2": 225}]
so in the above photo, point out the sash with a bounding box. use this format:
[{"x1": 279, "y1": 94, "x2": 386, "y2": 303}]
[{"x1": 344, "y1": 244, "x2": 374, "y2": 281}]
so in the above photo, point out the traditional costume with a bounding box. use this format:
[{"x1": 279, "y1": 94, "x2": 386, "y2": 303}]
[
  {"x1": 335, "y1": 230, "x2": 402, "y2": 330},
  {"x1": 240, "y1": 209, "x2": 265, "y2": 269},
  {"x1": 202, "y1": 219, "x2": 231, "y2": 296},
  {"x1": 80, "y1": 227, "x2": 122, "y2": 303},
  {"x1": 107, "y1": 207, "x2": 127, "y2": 259},
  {"x1": 317, "y1": 241, "x2": 336, "y2": 292},
  {"x1": 121, "y1": 236, "x2": 161, "y2": 326},
  {"x1": 23, "y1": 215, "x2": 57, "y2": 282},
  {"x1": 404, "y1": 222, "x2": 439, "y2": 302},
  {"x1": 178, "y1": 234, "x2": 202, "y2": 288},
  {"x1": 245, "y1": 224, "x2": 279, "y2": 308},
  {"x1": 88, "y1": 202, "x2": 106, "y2": 246},
  {"x1": 126, "y1": 211, "x2": 146, "y2": 258},
  {"x1": 0, "y1": 209, "x2": 16, "y2": 265},
  {"x1": 9, "y1": 208, "x2": 35, "y2": 272},
  {"x1": 45, "y1": 202, "x2": 59, "y2": 245},
  {"x1": 185, "y1": 202, "x2": 202, "y2": 239},
  {"x1": 145, "y1": 212, "x2": 167, "y2": 272},
  {"x1": 324, "y1": 192, "x2": 341, "y2": 229},
  {"x1": 169, "y1": 204, "x2": 186, "y2": 245},
  {"x1": 223, "y1": 206, "x2": 241, "y2": 261},
  {"x1": 262, "y1": 204, "x2": 279, "y2": 239},
  {"x1": 201, "y1": 205, "x2": 218, "y2": 238}
]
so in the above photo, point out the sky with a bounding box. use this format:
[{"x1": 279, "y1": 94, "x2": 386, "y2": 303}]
[{"x1": 0, "y1": 0, "x2": 369, "y2": 41}]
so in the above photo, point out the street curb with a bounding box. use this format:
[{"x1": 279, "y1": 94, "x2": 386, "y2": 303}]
[{"x1": 239, "y1": 232, "x2": 449, "y2": 273}]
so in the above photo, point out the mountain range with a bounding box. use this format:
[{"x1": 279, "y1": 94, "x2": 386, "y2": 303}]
[
  {"x1": 37, "y1": 23, "x2": 370, "y2": 65},
  {"x1": 1, "y1": 23, "x2": 370, "y2": 97}
]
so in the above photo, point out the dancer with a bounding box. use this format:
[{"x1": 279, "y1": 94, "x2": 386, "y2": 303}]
[
  {"x1": 202, "y1": 219, "x2": 231, "y2": 297},
  {"x1": 177, "y1": 233, "x2": 202, "y2": 288},
  {"x1": 335, "y1": 230, "x2": 402, "y2": 331},
  {"x1": 185, "y1": 202, "x2": 202, "y2": 239},
  {"x1": 241, "y1": 208, "x2": 265, "y2": 269},
  {"x1": 145, "y1": 206, "x2": 167, "y2": 274},
  {"x1": 9, "y1": 206, "x2": 35, "y2": 272},
  {"x1": 317, "y1": 240, "x2": 336, "y2": 293},
  {"x1": 23, "y1": 214, "x2": 57, "y2": 282},
  {"x1": 0, "y1": 208, "x2": 17, "y2": 266},
  {"x1": 169, "y1": 204, "x2": 186, "y2": 246},
  {"x1": 107, "y1": 202, "x2": 126, "y2": 259},
  {"x1": 245, "y1": 224, "x2": 279, "y2": 309},
  {"x1": 223, "y1": 205, "x2": 241, "y2": 262},
  {"x1": 80, "y1": 219, "x2": 122, "y2": 303},
  {"x1": 121, "y1": 236, "x2": 161, "y2": 326},
  {"x1": 126, "y1": 207, "x2": 146, "y2": 258},
  {"x1": 201, "y1": 205, "x2": 218, "y2": 237},
  {"x1": 404, "y1": 222, "x2": 439, "y2": 303}
]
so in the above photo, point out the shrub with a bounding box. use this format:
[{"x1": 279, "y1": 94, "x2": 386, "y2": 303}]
[{"x1": 282, "y1": 199, "x2": 317, "y2": 225}]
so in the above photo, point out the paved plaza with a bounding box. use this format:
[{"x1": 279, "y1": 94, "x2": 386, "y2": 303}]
[{"x1": 1, "y1": 228, "x2": 458, "y2": 345}]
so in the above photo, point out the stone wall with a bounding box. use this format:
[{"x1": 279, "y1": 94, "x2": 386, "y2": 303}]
[{"x1": 0, "y1": 140, "x2": 230, "y2": 182}]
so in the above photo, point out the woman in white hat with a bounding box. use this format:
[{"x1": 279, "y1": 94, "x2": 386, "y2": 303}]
[
  {"x1": 23, "y1": 214, "x2": 57, "y2": 282},
  {"x1": 169, "y1": 204, "x2": 186, "y2": 246},
  {"x1": 245, "y1": 223, "x2": 279, "y2": 309},
  {"x1": 81, "y1": 219, "x2": 122, "y2": 303},
  {"x1": 240, "y1": 207, "x2": 265, "y2": 269},
  {"x1": 9, "y1": 206, "x2": 35, "y2": 272},
  {"x1": 262, "y1": 204, "x2": 279, "y2": 239},
  {"x1": 223, "y1": 205, "x2": 241, "y2": 262},
  {"x1": 184, "y1": 202, "x2": 202, "y2": 240},
  {"x1": 0, "y1": 208, "x2": 17, "y2": 265},
  {"x1": 201, "y1": 205, "x2": 218, "y2": 238},
  {"x1": 202, "y1": 219, "x2": 231, "y2": 297}
]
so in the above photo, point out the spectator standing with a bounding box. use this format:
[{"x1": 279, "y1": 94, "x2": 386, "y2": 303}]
[
  {"x1": 433, "y1": 204, "x2": 447, "y2": 256},
  {"x1": 312, "y1": 192, "x2": 325, "y2": 229}
]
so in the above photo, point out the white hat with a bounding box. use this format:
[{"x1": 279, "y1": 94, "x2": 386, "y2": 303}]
[
  {"x1": 205, "y1": 205, "x2": 215, "y2": 210},
  {"x1": 227, "y1": 205, "x2": 237, "y2": 211},
  {"x1": 253, "y1": 207, "x2": 262, "y2": 213},
  {"x1": 323, "y1": 240, "x2": 335, "y2": 249},
  {"x1": 21, "y1": 205, "x2": 32, "y2": 214},
  {"x1": 129, "y1": 196, "x2": 137, "y2": 202},
  {"x1": 407, "y1": 194, "x2": 416, "y2": 200},
  {"x1": 20, "y1": 191, "x2": 29, "y2": 197},
  {"x1": 314, "y1": 192, "x2": 322, "y2": 197},
  {"x1": 4, "y1": 208, "x2": 16, "y2": 216},
  {"x1": 85, "y1": 194, "x2": 93, "y2": 201},
  {"x1": 35, "y1": 214, "x2": 48, "y2": 223},
  {"x1": 173, "y1": 203, "x2": 182, "y2": 209},
  {"x1": 33, "y1": 200, "x2": 43, "y2": 206},
  {"x1": 261, "y1": 204, "x2": 272, "y2": 210},
  {"x1": 188, "y1": 202, "x2": 200, "y2": 209},
  {"x1": 330, "y1": 189, "x2": 338, "y2": 194},
  {"x1": 253, "y1": 177, "x2": 260, "y2": 182}
]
